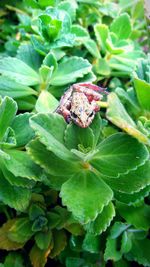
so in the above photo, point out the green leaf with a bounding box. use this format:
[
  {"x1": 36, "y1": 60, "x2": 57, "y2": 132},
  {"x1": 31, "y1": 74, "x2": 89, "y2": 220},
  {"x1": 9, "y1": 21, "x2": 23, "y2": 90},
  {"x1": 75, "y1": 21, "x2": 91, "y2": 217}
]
[
  {"x1": 35, "y1": 91, "x2": 58, "y2": 113},
  {"x1": 94, "y1": 24, "x2": 109, "y2": 53},
  {"x1": 83, "y1": 39, "x2": 100, "y2": 58},
  {"x1": 3, "y1": 150, "x2": 42, "y2": 181},
  {"x1": 29, "y1": 203, "x2": 45, "y2": 221},
  {"x1": 103, "y1": 161, "x2": 150, "y2": 194},
  {"x1": 42, "y1": 52, "x2": 57, "y2": 70},
  {"x1": 117, "y1": 202, "x2": 150, "y2": 231},
  {"x1": 27, "y1": 139, "x2": 80, "y2": 177},
  {"x1": 114, "y1": 185, "x2": 150, "y2": 205},
  {"x1": 134, "y1": 78, "x2": 150, "y2": 110},
  {"x1": 82, "y1": 233, "x2": 100, "y2": 253},
  {"x1": 85, "y1": 202, "x2": 115, "y2": 235},
  {"x1": 110, "y1": 13, "x2": 132, "y2": 39},
  {"x1": 0, "y1": 174, "x2": 31, "y2": 211},
  {"x1": 65, "y1": 123, "x2": 94, "y2": 150},
  {"x1": 90, "y1": 133, "x2": 149, "y2": 177},
  {"x1": 94, "y1": 58, "x2": 111, "y2": 76},
  {"x1": 0, "y1": 76, "x2": 37, "y2": 99},
  {"x1": 125, "y1": 238, "x2": 150, "y2": 267},
  {"x1": 8, "y1": 218, "x2": 33, "y2": 243},
  {"x1": 0, "y1": 96, "x2": 17, "y2": 141},
  {"x1": 30, "y1": 244, "x2": 52, "y2": 267},
  {"x1": 60, "y1": 171, "x2": 113, "y2": 223},
  {"x1": 50, "y1": 229, "x2": 67, "y2": 258},
  {"x1": 0, "y1": 220, "x2": 25, "y2": 251},
  {"x1": 0, "y1": 57, "x2": 39, "y2": 86},
  {"x1": 30, "y1": 113, "x2": 77, "y2": 161},
  {"x1": 110, "y1": 222, "x2": 130, "y2": 239},
  {"x1": 35, "y1": 231, "x2": 52, "y2": 250},
  {"x1": 4, "y1": 252, "x2": 25, "y2": 267},
  {"x1": 106, "y1": 93, "x2": 150, "y2": 145},
  {"x1": 11, "y1": 113, "x2": 35, "y2": 147},
  {"x1": 17, "y1": 43, "x2": 42, "y2": 71},
  {"x1": 71, "y1": 25, "x2": 89, "y2": 42},
  {"x1": 50, "y1": 57, "x2": 91, "y2": 86}
]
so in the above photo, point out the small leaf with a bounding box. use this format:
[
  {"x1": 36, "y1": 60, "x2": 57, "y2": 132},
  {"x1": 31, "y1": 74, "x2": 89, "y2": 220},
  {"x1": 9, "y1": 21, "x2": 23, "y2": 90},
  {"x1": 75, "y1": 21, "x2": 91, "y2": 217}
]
[
  {"x1": 117, "y1": 202, "x2": 150, "y2": 231},
  {"x1": 0, "y1": 219, "x2": 26, "y2": 250},
  {"x1": 17, "y1": 43, "x2": 42, "y2": 71},
  {"x1": 106, "y1": 93, "x2": 150, "y2": 145},
  {"x1": 94, "y1": 24, "x2": 109, "y2": 53},
  {"x1": 125, "y1": 238, "x2": 150, "y2": 267},
  {"x1": 65, "y1": 123, "x2": 94, "y2": 150},
  {"x1": 60, "y1": 171, "x2": 113, "y2": 223},
  {"x1": 11, "y1": 113, "x2": 35, "y2": 147},
  {"x1": 85, "y1": 202, "x2": 115, "y2": 235},
  {"x1": 35, "y1": 231, "x2": 52, "y2": 250},
  {"x1": 29, "y1": 203, "x2": 45, "y2": 221},
  {"x1": 82, "y1": 233, "x2": 100, "y2": 253},
  {"x1": 110, "y1": 222, "x2": 130, "y2": 239},
  {"x1": 50, "y1": 229, "x2": 67, "y2": 258},
  {"x1": 83, "y1": 39, "x2": 100, "y2": 58},
  {"x1": 30, "y1": 244, "x2": 52, "y2": 267},
  {"x1": 134, "y1": 78, "x2": 150, "y2": 110},
  {"x1": 110, "y1": 13, "x2": 132, "y2": 39},
  {"x1": 8, "y1": 218, "x2": 33, "y2": 243},
  {"x1": 4, "y1": 252, "x2": 25, "y2": 267},
  {"x1": 90, "y1": 133, "x2": 149, "y2": 177},
  {"x1": 30, "y1": 113, "x2": 77, "y2": 161},
  {"x1": 0, "y1": 57, "x2": 39, "y2": 86},
  {"x1": 0, "y1": 96, "x2": 17, "y2": 141},
  {"x1": 50, "y1": 57, "x2": 92, "y2": 86},
  {"x1": 0, "y1": 174, "x2": 31, "y2": 211},
  {"x1": 35, "y1": 91, "x2": 58, "y2": 113}
]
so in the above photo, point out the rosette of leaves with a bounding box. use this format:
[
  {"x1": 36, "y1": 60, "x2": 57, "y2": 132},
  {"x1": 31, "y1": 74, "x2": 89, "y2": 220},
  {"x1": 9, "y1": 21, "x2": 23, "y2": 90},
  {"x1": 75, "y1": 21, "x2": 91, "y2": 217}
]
[
  {"x1": 27, "y1": 111, "x2": 149, "y2": 236},
  {"x1": 0, "y1": 189, "x2": 84, "y2": 267},
  {"x1": 0, "y1": 47, "x2": 95, "y2": 110},
  {"x1": 92, "y1": 12, "x2": 145, "y2": 79},
  {"x1": 0, "y1": 96, "x2": 43, "y2": 211}
]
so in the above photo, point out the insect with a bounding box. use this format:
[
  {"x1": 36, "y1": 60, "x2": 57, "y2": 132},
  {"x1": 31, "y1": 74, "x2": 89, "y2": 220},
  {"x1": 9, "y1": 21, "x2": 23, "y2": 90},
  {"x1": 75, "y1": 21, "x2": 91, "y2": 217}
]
[{"x1": 56, "y1": 83, "x2": 107, "y2": 128}]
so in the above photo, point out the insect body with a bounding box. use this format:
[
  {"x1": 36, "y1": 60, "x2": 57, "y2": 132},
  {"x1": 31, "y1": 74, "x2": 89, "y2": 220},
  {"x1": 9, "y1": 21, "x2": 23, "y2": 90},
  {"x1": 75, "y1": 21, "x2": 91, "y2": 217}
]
[{"x1": 56, "y1": 83, "x2": 106, "y2": 128}]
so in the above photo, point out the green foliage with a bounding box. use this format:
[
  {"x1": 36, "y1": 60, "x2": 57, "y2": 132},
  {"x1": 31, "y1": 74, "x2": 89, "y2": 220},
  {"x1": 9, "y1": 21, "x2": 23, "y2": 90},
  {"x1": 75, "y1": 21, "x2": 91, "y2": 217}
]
[{"x1": 0, "y1": 0, "x2": 149, "y2": 267}]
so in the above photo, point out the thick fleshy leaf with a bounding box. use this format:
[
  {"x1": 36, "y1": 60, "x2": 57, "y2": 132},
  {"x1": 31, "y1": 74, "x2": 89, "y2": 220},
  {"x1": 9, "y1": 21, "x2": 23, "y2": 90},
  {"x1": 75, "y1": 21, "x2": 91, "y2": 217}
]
[
  {"x1": 30, "y1": 244, "x2": 52, "y2": 267},
  {"x1": 50, "y1": 57, "x2": 91, "y2": 86},
  {"x1": 103, "y1": 161, "x2": 150, "y2": 193},
  {"x1": 8, "y1": 218, "x2": 33, "y2": 243},
  {"x1": 82, "y1": 233, "x2": 100, "y2": 253},
  {"x1": 90, "y1": 133, "x2": 148, "y2": 177},
  {"x1": 4, "y1": 252, "x2": 25, "y2": 267},
  {"x1": 106, "y1": 93, "x2": 150, "y2": 145},
  {"x1": 0, "y1": 96, "x2": 17, "y2": 141},
  {"x1": 3, "y1": 150, "x2": 42, "y2": 181},
  {"x1": 0, "y1": 57, "x2": 39, "y2": 86},
  {"x1": 0, "y1": 174, "x2": 31, "y2": 211},
  {"x1": 35, "y1": 231, "x2": 52, "y2": 250},
  {"x1": 60, "y1": 171, "x2": 113, "y2": 223},
  {"x1": 83, "y1": 39, "x2": 100, "y2": 58},
  {"x1": 64, "y1": 123, "x2": 94, "y2": 150},
  {"x1": 17, "y1": 43, "x2": 42, "y2": 71},
  {"x1": 0, "y1": 76, "x2": 37, "y2": 99},
  {"x1": 94, "y1": 24, "x2": 109, "y2": 53},
  {"x1": 35, "y1": 91, "x2": 58, "y2": 113},
  {"x1": 125, "y1": 238, "x2": 150, "y2": 267},
  {"x1": 104, "y1": 232, "x2": 132, "y2": 261},
  {"x1": 134, "y1": 78, "x2": 150, "y2": 110},
  {"x1": 85, "y1": 202, "x2": 115, "y2": 235},
  {"x1": 110, "y1": 13, "x2": 132, "y2": 39},
  {"x1": 27, "y1": 139, "x2": 80, "y2": 177},
  {"x1": 30, "y1": 113, "x2": 77, "y2": 161},
  {"x1": 114, "y1": 185, "x2": 150, "y2": 205},
  {"x1": 11, "y1": 113, "x2": 35, "y2": 147},
  {"x1": 117, "y1": 202, "x2": 150, "y2": 231},
  {"x1": 0, "y1": 219, "x2": 26, "y2": 251},
  {"x1": 49, "y1": 230, "x2": 67, "y2": 258}
]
